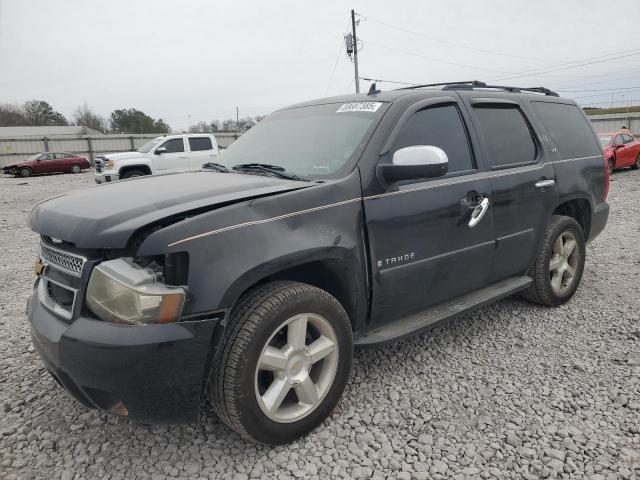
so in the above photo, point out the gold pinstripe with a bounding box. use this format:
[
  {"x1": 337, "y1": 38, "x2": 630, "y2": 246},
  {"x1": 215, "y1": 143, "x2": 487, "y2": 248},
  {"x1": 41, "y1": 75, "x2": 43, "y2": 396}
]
[{"x1": 167, "y1": 163, "x2": 552, "y2": 246}]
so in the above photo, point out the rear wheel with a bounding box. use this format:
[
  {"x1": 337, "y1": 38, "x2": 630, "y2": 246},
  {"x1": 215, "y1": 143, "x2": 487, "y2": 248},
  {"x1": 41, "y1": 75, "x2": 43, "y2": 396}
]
[
  {"x1": 210, "y1": 281, "x2": 353, "y2": 444},
  {"x1": 121, "y1": 169, "x2": 146, "y2": 179},
  {"x1": 522, "y1": 215, "x2": 585, "y2": 307},
  {"x1": 18, "y1": 167, "x2": 32, "y2": 178},
  {"x1": 70, "y1": 164, "x2": 81, "y2": 174},
  {"x1": 632, "y1": 153, "x2": 640, "y2": 170}
]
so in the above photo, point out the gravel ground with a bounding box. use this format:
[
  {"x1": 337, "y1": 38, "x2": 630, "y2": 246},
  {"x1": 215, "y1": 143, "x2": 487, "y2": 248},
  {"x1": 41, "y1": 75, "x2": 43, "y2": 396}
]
[{"x1": 0, "y1": 170, "x2": 639, "y2": 480}]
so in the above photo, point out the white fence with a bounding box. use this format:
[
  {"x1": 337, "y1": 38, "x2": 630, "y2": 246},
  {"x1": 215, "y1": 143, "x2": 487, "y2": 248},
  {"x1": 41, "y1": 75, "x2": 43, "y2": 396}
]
[{"x1": 0, "y1": 132, "x2": 242, "y2": 167}]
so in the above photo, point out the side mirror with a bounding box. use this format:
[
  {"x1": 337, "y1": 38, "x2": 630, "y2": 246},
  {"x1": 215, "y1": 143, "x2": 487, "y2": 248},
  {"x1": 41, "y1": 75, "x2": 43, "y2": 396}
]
[
  {"x1": 155, "y1": 147, "x2": 167, "y2": 155},
  {"x1": 381, "y1": 145, "x2": 448, "y2": 182}
]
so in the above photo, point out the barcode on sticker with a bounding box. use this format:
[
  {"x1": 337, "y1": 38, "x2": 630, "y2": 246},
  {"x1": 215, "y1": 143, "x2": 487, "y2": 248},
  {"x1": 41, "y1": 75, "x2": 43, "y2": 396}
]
[{"x1": 336, "y1": 102, "x2": 382, "y2": 113}]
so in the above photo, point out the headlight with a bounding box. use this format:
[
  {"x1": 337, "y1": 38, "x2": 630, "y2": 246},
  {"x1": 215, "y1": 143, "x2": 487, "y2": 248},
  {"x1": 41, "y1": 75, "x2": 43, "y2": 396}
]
[
  {"x1": 105, "y1": 160, "x2": 114, "y2": 167},
  {"x1": 86, "y1": 258, "x2": 185, "y2": 325}
]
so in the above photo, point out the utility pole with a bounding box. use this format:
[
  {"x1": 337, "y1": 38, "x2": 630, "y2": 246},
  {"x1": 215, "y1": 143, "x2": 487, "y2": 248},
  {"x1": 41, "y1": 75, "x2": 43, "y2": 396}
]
[
  {"x1": 351, "y1": 9, "x2": 360, "y2": 94},
  {"x1": 236, "y1": 106, "x2": 239, "y2": 132}
]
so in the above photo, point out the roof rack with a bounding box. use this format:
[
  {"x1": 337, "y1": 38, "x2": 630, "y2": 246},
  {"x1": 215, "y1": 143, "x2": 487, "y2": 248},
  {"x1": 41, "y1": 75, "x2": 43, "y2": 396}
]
[{"x1": 395, "y1": 80, "x2": 559, "y2": 97}]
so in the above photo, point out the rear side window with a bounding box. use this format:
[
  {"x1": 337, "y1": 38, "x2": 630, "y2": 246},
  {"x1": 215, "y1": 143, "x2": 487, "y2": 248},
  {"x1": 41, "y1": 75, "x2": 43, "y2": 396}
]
[
  {"x1": 531, "y1": 102, "x2": 600, "y2": 159},
  {"x1": 161, "y1": 138, "x2": 184, "y2": 153},
  {"x1": 392, "y1": 104, "x2": 474, "y2": 173},
  {"x1": 189, "y1": 137, "x2": 213, "y2": 151},
  {"x1": 473, "y1": 105, "x2": 536, "y2": 168}
]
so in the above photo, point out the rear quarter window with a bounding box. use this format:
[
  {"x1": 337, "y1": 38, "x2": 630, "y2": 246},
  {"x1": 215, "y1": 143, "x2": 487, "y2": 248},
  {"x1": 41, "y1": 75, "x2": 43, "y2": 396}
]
[
  {"x1": 189, "y1": 137, "x2": 213, "y2": 151},
  {"x1": 530, "y1": 102, "x2": 601, "y2": 159},
  {"x1": 472, "y1": 105, "x2": 537, "y2": 168}
]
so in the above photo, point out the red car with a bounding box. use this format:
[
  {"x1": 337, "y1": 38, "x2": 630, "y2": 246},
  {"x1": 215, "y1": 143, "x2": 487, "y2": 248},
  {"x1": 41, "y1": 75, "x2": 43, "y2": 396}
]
[
  {"x1": 2, "y1": 152, "x2": 91, "y2": 177},
  {"x1": 598, "y1": 131, "x2": 640, "y2": 175}
]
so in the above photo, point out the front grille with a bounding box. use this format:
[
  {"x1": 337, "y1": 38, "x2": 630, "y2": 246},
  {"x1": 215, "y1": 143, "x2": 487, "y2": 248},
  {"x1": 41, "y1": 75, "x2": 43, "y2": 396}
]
[
  {"x1": 41, "y1": 242, "x2": 86, "y2": 277},
  {"x1": 95, "y1": 158, "x2": 103, "y2": 173}
]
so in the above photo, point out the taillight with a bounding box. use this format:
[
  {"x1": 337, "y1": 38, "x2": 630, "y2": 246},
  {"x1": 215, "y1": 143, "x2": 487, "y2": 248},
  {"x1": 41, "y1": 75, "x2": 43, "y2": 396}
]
[{"x1": 603, "y1": 156, "x2": 610, "y2": 201}]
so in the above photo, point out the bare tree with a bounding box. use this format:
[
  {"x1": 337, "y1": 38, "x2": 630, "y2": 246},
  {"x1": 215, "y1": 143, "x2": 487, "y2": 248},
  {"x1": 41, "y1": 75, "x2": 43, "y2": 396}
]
[
  {"x1": 0, "y1": 103, "x2": 27, "y2": 126},
  {"x1": 72, "y1": 102, "x2": 108, "y2": 133}
]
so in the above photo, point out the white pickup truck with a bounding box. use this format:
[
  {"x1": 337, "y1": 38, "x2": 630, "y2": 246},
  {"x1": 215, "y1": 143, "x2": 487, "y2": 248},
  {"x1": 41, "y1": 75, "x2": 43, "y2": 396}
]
[{"x1": 94, "y1": 134, "x2": 219, "y2": 183}]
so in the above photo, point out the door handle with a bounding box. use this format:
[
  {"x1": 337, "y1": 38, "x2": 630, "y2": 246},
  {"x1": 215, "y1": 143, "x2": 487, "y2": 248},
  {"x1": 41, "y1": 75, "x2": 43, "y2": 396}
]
[
  {"x1": 535, "y1": 179, "x2": 555, "y2": 188},
  {"x1": 468, "y1": 197, "x2": 490, "y2": 228}
]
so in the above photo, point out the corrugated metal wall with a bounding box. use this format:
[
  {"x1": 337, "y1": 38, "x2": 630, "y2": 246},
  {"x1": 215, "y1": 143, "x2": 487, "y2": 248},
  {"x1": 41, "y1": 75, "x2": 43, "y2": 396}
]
[
  {"x1": 0, "y1": 133, "x2": 241, "y2": 167},
  {"x1": 587, "y1": 112, "x2": 640, "y2": 135}
]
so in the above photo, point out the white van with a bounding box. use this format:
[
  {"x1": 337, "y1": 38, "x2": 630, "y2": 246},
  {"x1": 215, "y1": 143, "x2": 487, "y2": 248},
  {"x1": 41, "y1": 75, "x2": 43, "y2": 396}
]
[{"x1": 94, "y1": 134, "x2": 218, "y2": 183}]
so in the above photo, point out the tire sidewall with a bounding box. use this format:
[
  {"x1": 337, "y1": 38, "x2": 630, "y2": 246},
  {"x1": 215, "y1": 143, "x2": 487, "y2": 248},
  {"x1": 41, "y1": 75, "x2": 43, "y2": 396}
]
[
  {"x1": 19, "y1": 167, "x2": 31, "y2": 177},
  {"x1": 540, "y1": 218, "x2": 585, "y2": 306},
  {"x1": 229, "y1": 288, "x2": 352, "y2": 444}
]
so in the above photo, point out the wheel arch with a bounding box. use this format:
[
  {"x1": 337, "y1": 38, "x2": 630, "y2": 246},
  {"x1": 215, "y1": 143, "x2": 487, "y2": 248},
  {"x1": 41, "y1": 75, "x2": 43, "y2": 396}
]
[
  {"x1": 220, "y1": 253, "x2": 365, "y2": 332},
  {"x1": 552, "y1": 196, "x2": 592, "y2": 239},
  {"x1": 119, "y1": 164, "x2": 151, "y2": 176}
]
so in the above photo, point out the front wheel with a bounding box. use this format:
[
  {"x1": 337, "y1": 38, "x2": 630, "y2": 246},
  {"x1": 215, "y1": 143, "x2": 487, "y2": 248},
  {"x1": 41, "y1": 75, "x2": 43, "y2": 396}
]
[
  {"x1": 209, "y1": 281, "x2": 353, "y2": 444},
  {"x1": 522, "y1": 215, "x2": 586, "y2": 307},
  {"x1": 70, "y1": 164, "x2": 81, "y2": 174},
  {"x1": 608, "y1": 158, "x2": 615, "y2": 176},
  {"x1": 632, "y1": 153, "x2": 640, "y2": 170},
  {"x1": 18, "y1": 167, "x2": 32, "y2": 178}
]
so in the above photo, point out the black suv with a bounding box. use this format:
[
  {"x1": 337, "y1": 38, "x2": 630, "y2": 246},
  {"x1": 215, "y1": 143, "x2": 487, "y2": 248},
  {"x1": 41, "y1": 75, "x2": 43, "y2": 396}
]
[{"x1": 28, "y1": 81, "x2": 609, "y2": 444}]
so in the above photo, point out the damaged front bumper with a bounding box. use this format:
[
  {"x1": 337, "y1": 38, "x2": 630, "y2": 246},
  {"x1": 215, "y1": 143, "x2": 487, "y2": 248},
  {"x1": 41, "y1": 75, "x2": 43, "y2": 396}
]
[{"x1": 28, "y1": 279, "x2": 220, "y2": 424}]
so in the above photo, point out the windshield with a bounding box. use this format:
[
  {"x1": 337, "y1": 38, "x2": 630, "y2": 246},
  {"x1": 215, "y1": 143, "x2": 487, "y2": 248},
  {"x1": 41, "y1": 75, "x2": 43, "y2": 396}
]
[
  {"x1": 137, "y1": 138, "x2": 162, "y2": 153},
  {"x1": 26, "y1": 153, "x2": 42, "y2": 161},
  {"x1": 598, "y1": 135, "x2": 612, "y2": 147},
  {"x1": 218, "y1": 102, "x2": 384, "y2": 178}
]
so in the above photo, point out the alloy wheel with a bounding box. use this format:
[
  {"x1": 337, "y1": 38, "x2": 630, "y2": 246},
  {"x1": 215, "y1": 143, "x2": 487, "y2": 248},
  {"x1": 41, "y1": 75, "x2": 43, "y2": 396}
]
[
  {"x1": 254, "y1": 313, "x2": 339, "y2": 423},
  {"x1": 549, "y1": 231, "x2": 579, "y2": 295}
]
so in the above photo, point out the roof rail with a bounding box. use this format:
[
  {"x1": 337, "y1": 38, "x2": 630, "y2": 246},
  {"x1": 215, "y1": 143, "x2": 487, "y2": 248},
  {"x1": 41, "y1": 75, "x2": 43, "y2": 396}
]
[{"x1": 396, "y1": 80, "x2": 559, "y2": 97}]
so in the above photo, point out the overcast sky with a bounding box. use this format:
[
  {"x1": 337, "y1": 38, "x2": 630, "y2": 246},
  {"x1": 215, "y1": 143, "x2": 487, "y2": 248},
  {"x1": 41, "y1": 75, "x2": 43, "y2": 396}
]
[{"x1": 1, "y1": 0, "x2": 639, "y2": 131}]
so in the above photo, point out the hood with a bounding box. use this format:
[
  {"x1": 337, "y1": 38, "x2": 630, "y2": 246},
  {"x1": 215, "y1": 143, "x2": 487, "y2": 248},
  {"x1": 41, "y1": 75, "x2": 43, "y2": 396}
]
[
  {"x1": 101, "y1": 151, "x2": 148, "y2": 161},
  {"x1": 29, "y1": 171, "x2": 312, "y2": 248},
  {"x1": 4, "y1": 160, "x2": 33, "y2": 168}
]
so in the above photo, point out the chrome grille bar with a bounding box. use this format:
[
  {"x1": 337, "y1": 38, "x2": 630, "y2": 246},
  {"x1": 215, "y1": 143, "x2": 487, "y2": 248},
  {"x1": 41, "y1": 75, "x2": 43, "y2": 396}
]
[{"x1": 40, "y1": 241, "x2": 86, "y2": 277}]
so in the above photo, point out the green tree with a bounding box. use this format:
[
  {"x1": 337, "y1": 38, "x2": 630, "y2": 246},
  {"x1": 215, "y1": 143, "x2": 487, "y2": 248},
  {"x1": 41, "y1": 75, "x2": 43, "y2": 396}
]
[
  {"x1": 152, "y1": 118, "x2": 170, "y2": 134},
  {"x1": 23, "y1": 100, "x2": 68, "y2": 126},
  {"x1": 109, "y1": 108, "x2": 154, "y2": 133}
]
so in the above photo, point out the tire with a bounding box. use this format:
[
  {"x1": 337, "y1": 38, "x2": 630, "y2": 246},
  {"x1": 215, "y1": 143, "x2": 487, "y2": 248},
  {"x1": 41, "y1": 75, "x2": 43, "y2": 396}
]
[
  {"x1": 210, "y1": 281, "x2": 353, "y2": 444},
  {"x1": 608, "y1": 158, "x2": 614, "y2": 176},
  {"x1": 121, "y1": 169, "x2": 146, "y2": 179},
  {"x1": 632, "y1": 153, "x2": 640, "y2": 170},
  {"x1": 19, "y1": 167, "x2": 32, "y2": 178},
  {"x1": 521, "y1": 215, "x2": 586, "y2": 307},
  {"x1": 70, "y1": 164, "x2": 81, "y2": 174}
]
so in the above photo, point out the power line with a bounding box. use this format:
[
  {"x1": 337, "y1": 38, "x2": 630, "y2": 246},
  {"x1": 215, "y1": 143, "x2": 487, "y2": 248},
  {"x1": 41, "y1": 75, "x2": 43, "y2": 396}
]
[
  {"x1": 488, "y1": 50, "x2": 640, "y2": 82},
  {"x1": 361, "y1": 38, "x2": 513, "y2": 74},
  {"x1": 356, "y1": 12, "x2": 563, "y2": 63},
  {"x1": 558, "y1": 85, "x2": 640, "y2": 93},
  {"x1": 359, "y1": 76, "x2": 418, "y2": 86}
]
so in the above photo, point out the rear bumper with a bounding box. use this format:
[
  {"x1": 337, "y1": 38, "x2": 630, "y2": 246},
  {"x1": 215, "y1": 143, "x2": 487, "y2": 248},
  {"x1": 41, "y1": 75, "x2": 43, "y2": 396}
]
[
  {"x1": 589, "y1": 202, "x2": 609, "y2": 242},
  {"x1": 28, "y1": 280, "x2": 219, "y2": 424}
]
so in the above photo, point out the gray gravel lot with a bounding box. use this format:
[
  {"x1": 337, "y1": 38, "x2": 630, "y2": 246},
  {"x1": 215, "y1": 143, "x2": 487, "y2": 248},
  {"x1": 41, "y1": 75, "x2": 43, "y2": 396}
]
[{"x1": 0, "y1": 170, "x2": 639, "y2": 480}]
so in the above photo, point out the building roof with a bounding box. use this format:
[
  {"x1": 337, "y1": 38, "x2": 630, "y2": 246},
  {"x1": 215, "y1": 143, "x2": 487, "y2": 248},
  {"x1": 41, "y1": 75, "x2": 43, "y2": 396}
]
[{"x1": 0, "y1": 125, "x2": 104, "y2": 138}]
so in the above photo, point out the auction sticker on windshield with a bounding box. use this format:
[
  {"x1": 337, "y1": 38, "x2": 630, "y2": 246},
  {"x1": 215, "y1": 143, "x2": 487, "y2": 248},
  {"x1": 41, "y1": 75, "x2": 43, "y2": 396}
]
[{"x1": 336, "y1": 102, "x2": 382, "y2": 113}]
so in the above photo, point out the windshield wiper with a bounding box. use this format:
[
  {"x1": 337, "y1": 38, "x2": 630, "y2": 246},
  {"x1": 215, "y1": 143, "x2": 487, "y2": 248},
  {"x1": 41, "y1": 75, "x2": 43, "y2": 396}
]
[
  {"x1": 231, "y1": 163, "x2": 305, "y2": 181},
  {"x1": 201, "y1": 162, "x2": 229, "y2": 173}
]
